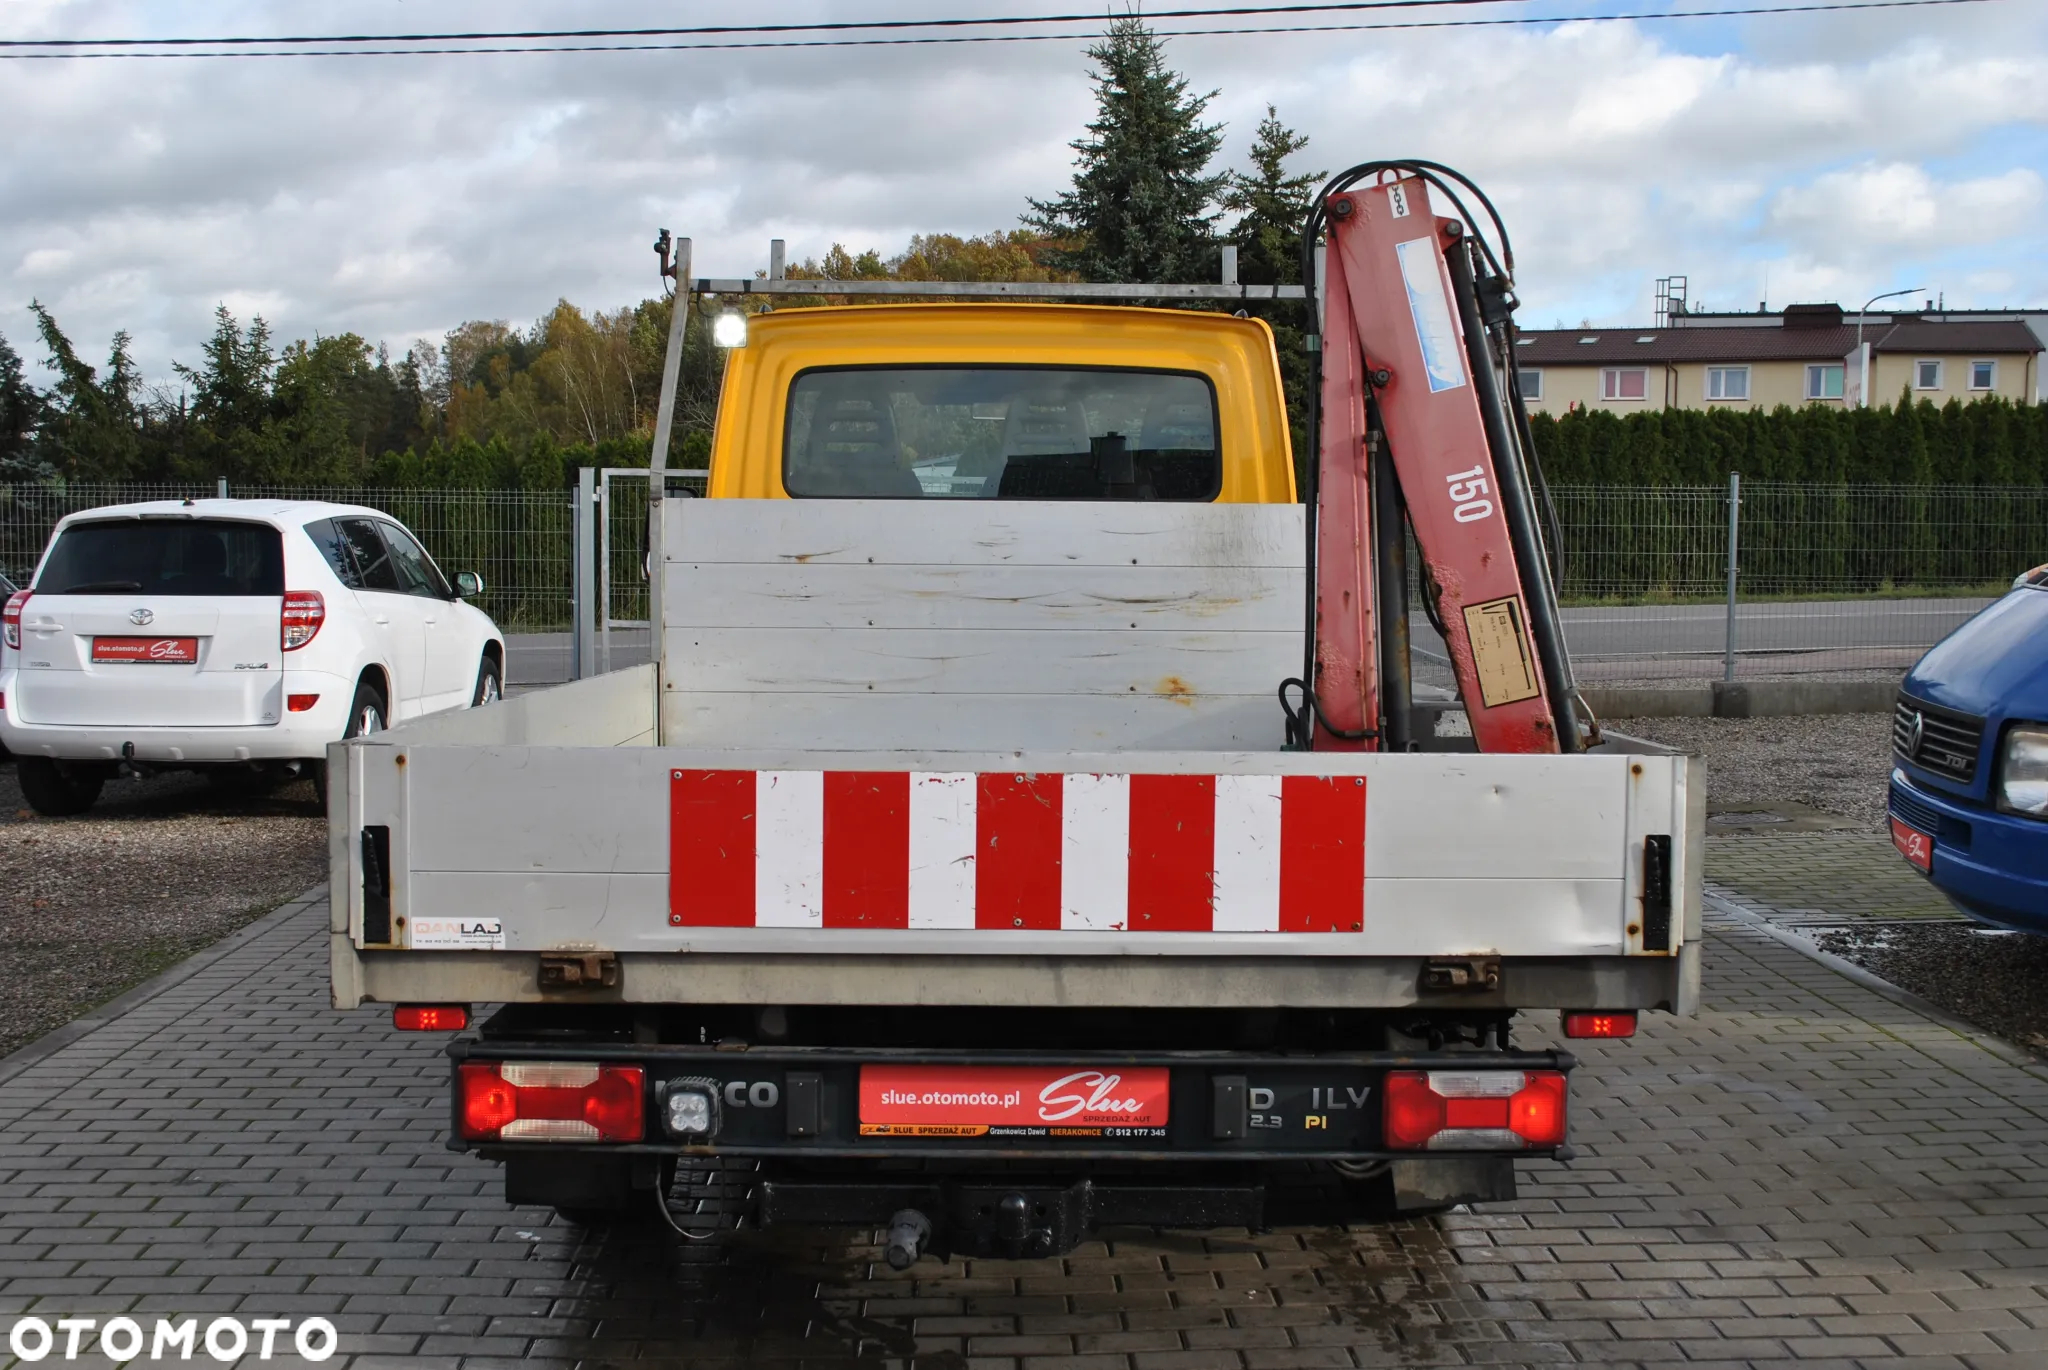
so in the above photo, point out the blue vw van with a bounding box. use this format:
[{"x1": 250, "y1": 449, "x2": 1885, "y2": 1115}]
[{"x1": 1890, "y1": 568, "x2": 2048, "y2": 930}]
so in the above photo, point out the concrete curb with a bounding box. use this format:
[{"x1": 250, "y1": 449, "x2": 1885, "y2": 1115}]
[
  {"x1": 1705, "y1": 890, "x2": 2048, "y2": 1073},
  {"x1": 1585, "y1": 678, "x2": 1900, "y2": 719},
  {"x1": 0, "y1": 883, "x2": 330, "y2": 1089}
]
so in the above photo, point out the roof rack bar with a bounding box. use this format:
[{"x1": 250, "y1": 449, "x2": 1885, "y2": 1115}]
[{"x1": 691, "y1": 278, "x2": 1307, "y2": 301}]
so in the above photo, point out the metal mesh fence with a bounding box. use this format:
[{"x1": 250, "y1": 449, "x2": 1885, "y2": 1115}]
[
  {"x1": 1540, "y1": 480, "x2": 2042, "y2": 683},
  {"x1": 0, "y1": 483, "x2": 575, "y2": 634},
  {"x1": 2, "y1": 478, "x2": 2037, "y2": 687}
]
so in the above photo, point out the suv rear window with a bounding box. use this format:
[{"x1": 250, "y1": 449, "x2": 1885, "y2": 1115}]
[
  {"x1": 37, "y1": 518, "x2": 285, "y2": 597},
  {"x1": 784, "y1": 367, "x2": 1221, "y2": 500}
]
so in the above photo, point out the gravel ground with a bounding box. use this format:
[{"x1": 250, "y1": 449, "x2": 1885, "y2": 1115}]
[
  {"x1": 1814, "y1": 922, "x2": 2048, "y2": 1051},
  {"x1": 1607, "y1": 712, "x2": 1895, "y2": 829},
  {"x1": 0, "y1": 762, "x2": 326, "y2": 1061}
]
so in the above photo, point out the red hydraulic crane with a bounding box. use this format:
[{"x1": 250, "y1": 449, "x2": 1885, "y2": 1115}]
[{"x1": 1294, "y1": 164, "x2": 1586, "y2": 757}]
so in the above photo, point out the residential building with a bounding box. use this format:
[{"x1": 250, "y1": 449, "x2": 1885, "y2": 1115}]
[{"x1": 1514, "y1": 302, "x2": 2043, "y2": 415}]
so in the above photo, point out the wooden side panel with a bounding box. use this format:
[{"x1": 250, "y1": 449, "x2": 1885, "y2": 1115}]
[
  {"x1": 661, "y1": 500, "x2": 1304, "y2": 752},
  {"x1": 666, "y1": 563, "x2": 1301, "y2": 632},
  {"x1": 667, "y1": 498, "x2": 1304, "y2": 566}
]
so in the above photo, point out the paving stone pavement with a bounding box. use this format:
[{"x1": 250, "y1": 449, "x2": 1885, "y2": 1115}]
[
  {"x1": 6, "y1": 887, "x2": 2048, "y2": 1369},
  {"x1": 1704, "y1": 833, "x2": 1960, "y2": 926}
]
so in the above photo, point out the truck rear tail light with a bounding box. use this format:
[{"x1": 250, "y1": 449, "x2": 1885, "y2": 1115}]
[
  {"x1": 458, "y1": 1062, "x2": 644, "y2": 1142},
  {"x1": 287, "y1": 693, "x2": 321, "y2": 713},
  {"x1": 393, "y1": 1005, "x2": 468, "y2": 1031},
  {"x1": 281, "y1": 590, "x2": 325, "y2": 651},
  {"x1": 3, "y1": 590, "x2": 28, "y2": 649},
  {"x1": 1562, "y1": 1011, "x2": 1636, "y2": 1039},
  {"x1": 1382, "y1": 1070, "x2": 1567, "y2": 1150}
]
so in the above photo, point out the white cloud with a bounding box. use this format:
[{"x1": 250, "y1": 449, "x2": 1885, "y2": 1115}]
[
  {"x1": 1, "y1": 1, "x2": 2045, "y2": 381},
  {"x1": 1770, "y1": 163, "x2": 2044, "y2": 252}
]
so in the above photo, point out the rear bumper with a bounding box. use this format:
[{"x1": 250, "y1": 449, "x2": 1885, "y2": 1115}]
[
  {"x1": 1890, "y1": 770, "x2": 2048, "y2": 930},
  {"x1": 344, "y1": 942, "x2": 1699, "y2": 1012},
  {"x1": 450, "y1": 1037, "x2": 1578, "y2": 1164},
  {"x1": 0, "y1": 667, "x2": 355, "y2": 763}
]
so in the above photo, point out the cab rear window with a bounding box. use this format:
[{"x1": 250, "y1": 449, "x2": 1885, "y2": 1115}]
[
  {"x1": 784, "y1": 366, "x2": 1221, "y2": 500},
  {"x1": 37, "y1": 518, "x2": 284, "y2": 597}
]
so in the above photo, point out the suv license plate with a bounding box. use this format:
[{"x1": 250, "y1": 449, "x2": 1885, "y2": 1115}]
[{"x1": 92, "y1": 636, "x2": 199, "y2": 664}]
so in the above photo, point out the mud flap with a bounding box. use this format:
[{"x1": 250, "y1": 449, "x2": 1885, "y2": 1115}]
[
  {"x1": 504, "y1": 1154, "x2": 636, "y2": 1212},
  {"x1": 1388, "y1": 1155, "x2": 1516, "y2": 1212}
]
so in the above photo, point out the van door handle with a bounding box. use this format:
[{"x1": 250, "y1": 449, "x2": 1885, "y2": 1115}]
[{"x1": 372, "y1": 615, "x2": 390, "y2": 626}]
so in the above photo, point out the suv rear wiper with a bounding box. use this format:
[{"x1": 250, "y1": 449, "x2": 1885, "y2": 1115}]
[{"x1": 51, "y1": 580, "x2": 144, "y2": 594}]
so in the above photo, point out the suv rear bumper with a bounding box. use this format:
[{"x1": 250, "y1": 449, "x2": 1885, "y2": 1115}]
[{"x1": 0, "y1": 667, "x2": 355, "y2": 762}]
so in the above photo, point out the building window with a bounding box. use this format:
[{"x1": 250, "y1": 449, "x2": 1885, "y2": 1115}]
[
  {"x1": 1706, "y1": 366, "x2": 1750, "y2": 401},
  {"x1": 1971, "y1": 360, "x2": 1996, "y2": 391},
  {"x1": 1806, "y1": 364, "x2": 1845, "y2": 401},
  {"x1": 1915, "y1": 359, "x2": 1942, "y2": 390},
  {"x1": 1601, "y1": 368, "x2": 1647, "y2": 401},
  {"x1": 1517, "y1": 368, "x2": 1543, "y2": 400}
]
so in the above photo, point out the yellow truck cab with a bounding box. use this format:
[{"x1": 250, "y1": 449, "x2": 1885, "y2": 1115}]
[{"x1": 705, "y1": 304, "x2": 1297, "y2": 504}]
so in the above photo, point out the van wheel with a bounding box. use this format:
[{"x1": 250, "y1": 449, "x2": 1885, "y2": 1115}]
[
  {"x1": 311, "y1": 681, "x2": 389, "y2": 808},
  {"x1": 473, "y1": 656, "x2": 502, "y2": 708},
  {"x1": 18, "y1": 758, "x2": 104, "y2": 817}
]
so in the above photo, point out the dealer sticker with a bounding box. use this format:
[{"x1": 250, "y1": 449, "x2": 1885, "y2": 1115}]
[
  {"x1": 1890, "y1": 817, "x2": 1932, "y2": 872},
  {"x1": 408, "y1": 916, "x2": 505, "y2": 950},
  {"x1": 859, "y1": 1064, "x2": 1170, "y2": 1138}
]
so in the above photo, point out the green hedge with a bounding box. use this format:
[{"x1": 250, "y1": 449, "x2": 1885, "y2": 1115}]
[
  {"x1": 1528, "y1": 394, "x2": 2048, "y2": 486},
  {"x1": 361, "y1": 432, "x2": 711, "y2": 490}
]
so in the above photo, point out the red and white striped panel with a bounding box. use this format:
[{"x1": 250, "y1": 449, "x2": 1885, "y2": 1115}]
[{"x1": 668, "y1": 770, "x2": 1366, "y2": 933}]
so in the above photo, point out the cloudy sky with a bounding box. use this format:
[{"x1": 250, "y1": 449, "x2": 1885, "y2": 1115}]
[{"x1": 3, "y1": 0, "x2": 2044, "y2": 384}]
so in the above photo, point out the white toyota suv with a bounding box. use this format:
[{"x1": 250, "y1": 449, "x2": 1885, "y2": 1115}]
[{"x1": 0, "y1": 499, "x2": 504, "y2": 815}]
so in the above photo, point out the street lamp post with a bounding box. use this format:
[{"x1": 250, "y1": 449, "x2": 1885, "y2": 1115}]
[{"x1": 1855, "y1": 286, "x2": 1924, "y2": 407}]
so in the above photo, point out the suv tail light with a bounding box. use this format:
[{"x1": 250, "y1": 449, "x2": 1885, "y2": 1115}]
[
  {"x1": 281, "y1": 590, "x2": 324, "y2": 651},
  {"x1": 3, "y1": 590, "x2": 28, "y2": 650},
  {"x1": 458, "y1": 1062, "x2": 644, "y2": 1142},
  {"x1": 1383, "y1": 1070, "x2": 1568, "y2": 1150}
]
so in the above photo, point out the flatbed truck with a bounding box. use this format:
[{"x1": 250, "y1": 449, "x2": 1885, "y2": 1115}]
[{"x1": 331, "y1": 162, "x2": 1702, "y2": 1262}]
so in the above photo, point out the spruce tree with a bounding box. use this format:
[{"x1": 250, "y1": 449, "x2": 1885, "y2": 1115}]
[
  {"x1": 29, "y1": 303, "x2": 145, "y2": 480},
  {"x1": 1222, "y1": 106, "x2": 1323, "y2": 485},
  {"x1": 1222, "y1": 106, "x2": 1322, "y2": 287},
  {"x1": 0, "y1": 331, "x2": 49, "y2": 480},
  {"x1": 1023, "y1": 17, "x2": 1226, "y2": 283}
]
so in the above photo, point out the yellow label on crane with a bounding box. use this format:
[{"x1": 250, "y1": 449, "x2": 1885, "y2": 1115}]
[{"x1": 1461, "y1": 596, "x2": 1542, "y2": 708}]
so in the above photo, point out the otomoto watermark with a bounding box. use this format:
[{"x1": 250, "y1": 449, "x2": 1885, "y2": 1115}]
[{"x1": 6, "y1": 1317, "x2": 338, "y2": 1363}]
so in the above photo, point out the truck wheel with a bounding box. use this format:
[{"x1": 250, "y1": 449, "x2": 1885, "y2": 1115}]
[
  {"x1": 472, "y1": 656, "x2": 502, "y2": 708},
  {"x1": 17, "y1": 758, "x2": 104, "y2": 817},
  {"x1": 311, "y1": 680, "x2": 389, "y2": 808}
]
